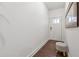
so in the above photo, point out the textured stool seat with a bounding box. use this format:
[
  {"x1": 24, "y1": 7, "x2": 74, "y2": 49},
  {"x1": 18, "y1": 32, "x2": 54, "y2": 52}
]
[{"x1": 56, "y1": 42, "x2": 67, "y2": 52}]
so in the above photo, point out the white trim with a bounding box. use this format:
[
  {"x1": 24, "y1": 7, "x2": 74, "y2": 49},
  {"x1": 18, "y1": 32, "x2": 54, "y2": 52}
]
[
  {"x1": 26, "y1": 39, "x2": 48, "y2": 57},
  {"x1": 49, "y1": 38, "x2": 63, "y2": 42}
]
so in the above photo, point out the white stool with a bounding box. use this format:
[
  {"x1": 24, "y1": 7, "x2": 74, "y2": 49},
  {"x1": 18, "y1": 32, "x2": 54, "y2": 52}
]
[{"x1": 56, "y1": 42, "x2": 67, "y2": 56}]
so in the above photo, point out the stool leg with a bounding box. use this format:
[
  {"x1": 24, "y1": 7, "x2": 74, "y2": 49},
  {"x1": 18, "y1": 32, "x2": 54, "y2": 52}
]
[
  {"x1": 56, "y1": 50, "x2": 58, "y2": 56},
  {"x1": 63, "y1": 52, "x2": 67, "y2": 57},
  {"x1": 63, "y1": 52, "x2": 65, "y2": 56}
]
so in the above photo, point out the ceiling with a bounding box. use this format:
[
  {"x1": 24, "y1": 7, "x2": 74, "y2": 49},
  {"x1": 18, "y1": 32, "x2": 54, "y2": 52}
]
[{"x1": 45, "y1": 2, "x2": 65, "y2": 10}]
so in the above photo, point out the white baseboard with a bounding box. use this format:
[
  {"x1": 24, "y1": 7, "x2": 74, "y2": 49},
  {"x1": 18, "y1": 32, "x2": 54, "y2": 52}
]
[
  {"x1": 26, "y1": 39, "x2": 48, "y2": 57},
  {"x1": 49, "y1": 39, "x2": 63, "y2": 42}
]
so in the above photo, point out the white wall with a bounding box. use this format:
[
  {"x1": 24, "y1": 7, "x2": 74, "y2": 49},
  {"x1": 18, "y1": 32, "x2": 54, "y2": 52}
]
[
  {"x1": 66, "y1": 27, "x2": 79, "y2": 57},
  {"x1": 49, "y1": 8, "x2": 65, "y2": 17},
  {"x1": 49, "y1": 8, "x2": 66, "y2": 42},
  {"x1": 65, "y1": 2, "x2": 79, "y2": 57},
  {"x1": 0, "y1": 2, "x2": 49, "y2": 57}
]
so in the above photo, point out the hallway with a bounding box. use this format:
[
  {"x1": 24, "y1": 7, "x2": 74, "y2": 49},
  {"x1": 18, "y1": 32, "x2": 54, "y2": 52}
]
[{"x1": 0, "y1": 2, "x2": 79, "y2": 57}]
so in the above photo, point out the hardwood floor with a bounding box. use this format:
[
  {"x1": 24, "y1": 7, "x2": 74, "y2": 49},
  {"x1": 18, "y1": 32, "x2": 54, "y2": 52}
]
[{"x1": 33, "y1": 40, "x2": 66, "y2": 57}]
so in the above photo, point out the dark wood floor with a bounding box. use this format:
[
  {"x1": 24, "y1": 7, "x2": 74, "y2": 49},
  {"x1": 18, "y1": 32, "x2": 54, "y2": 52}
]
[{"x1": 33, "y1": 40, "x2": 65, "y2": 57}]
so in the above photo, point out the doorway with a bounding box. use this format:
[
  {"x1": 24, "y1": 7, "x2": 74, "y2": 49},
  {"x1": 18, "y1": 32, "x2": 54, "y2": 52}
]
[{"x1": 49, "y1": 17, "x2": 62, "y2": 41}]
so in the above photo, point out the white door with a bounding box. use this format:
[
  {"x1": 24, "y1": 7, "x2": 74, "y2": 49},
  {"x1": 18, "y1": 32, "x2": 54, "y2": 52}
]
[{"x1": 49, "y1": 17, "x2": 62, "y2": 41}]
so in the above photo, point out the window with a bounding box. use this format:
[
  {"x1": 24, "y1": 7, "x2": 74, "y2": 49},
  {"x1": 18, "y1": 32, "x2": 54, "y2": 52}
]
[
  {"x1": 68, "y1": 16, "x2": 77, "y2": 23},
  {"x1": 53, "y1": 18, "x2": 60, "y2": 24}
]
